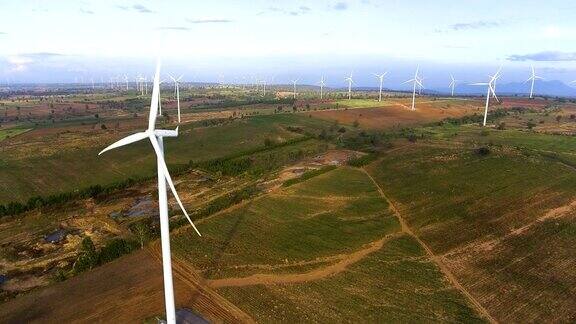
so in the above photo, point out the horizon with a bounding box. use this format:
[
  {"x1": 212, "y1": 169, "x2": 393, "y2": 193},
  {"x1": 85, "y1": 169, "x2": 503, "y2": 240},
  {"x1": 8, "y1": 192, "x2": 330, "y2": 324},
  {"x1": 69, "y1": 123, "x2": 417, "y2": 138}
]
[{"x1": 1, "y1": 1, "x2": 576, "y2": 86}]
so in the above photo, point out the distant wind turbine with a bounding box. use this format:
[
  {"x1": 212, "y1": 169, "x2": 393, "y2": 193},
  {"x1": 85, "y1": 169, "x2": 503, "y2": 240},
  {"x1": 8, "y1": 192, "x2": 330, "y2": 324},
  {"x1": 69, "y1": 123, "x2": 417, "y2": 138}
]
[
  {"x1": 344, "y1": 72, "x2": 354, "y2": 100},
  {"x1": 169, "y1": 74, "x2": 183, "y2": 123},
  {"x1": 124, "y1": 75, "x2": 129, "y2": 91},
  {"x1": 372, "y1": 72, "x2": 388, "y2": 102},
  {"x1": 319, "y1": 76, "x2": 326, "y2": 100},
  {"x1": 449, "y1": 74, "x2": 458, "y2": 97},
  {"x1": 98, "y1": 59, "x2": 200, "y2": 324},
  {"x1": 470, "y1": 67, "x2": 502, "y2": 126},
  {"x1": 403, "y1": 66, "x2": 423, "y2": 111},
  {"x1": 291, "y1": 79, "x2": 299, "y2": 99},
  {"x1": 526, "y1": 65, "x2": 543, "y2": 99}
]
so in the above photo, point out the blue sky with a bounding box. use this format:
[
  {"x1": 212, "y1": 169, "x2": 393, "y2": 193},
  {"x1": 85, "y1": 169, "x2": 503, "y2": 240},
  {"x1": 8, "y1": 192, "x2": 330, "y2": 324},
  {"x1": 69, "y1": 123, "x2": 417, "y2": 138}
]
[{"x1": 1, "y1": 0, "x2": 575, "y2": 87}]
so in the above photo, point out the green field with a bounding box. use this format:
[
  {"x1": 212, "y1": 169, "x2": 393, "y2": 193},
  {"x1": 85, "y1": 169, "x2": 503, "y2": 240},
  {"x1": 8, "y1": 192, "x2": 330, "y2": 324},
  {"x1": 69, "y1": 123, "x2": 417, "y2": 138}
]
[
  {"x1": 218, "y1": 235, "x2": 485, "y2": 323},
  {"x1": 365, "y1": 125, "x2": 576, "y2": 322},
  {"x1": 0, "y1": 128, "x2": 31, "y2": 141},
  {"x1": 0, "y1": 114, "x2": 332, "y2": 204},
  {"x1": 171, "y1": 166, "x2": 484, "y2": 321}
]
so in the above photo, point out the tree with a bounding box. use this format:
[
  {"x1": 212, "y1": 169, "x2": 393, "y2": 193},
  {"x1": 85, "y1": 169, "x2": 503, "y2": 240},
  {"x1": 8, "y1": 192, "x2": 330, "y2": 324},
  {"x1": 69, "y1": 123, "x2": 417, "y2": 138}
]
[
  {"x1": 556, "y1": 115, "x2": 562, "y2": 123},
  {"x1": 132, "y1": 222, "x2": 151, "y2": 248},
  {"x1": 73, "y1": 237, "x2": 98, "y2": 273}
]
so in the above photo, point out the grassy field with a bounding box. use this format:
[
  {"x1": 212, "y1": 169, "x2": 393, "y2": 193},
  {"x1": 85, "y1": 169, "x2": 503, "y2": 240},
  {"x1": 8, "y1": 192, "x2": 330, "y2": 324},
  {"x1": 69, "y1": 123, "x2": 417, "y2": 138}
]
[
  {"x1": 365, "y1": 125, "x2": 576, "y2": 322},
  {"x1": 172, "y1": 167, "x2": 399, "y2": 278},
  {"x1": 170, "y1": 166, "x2": 484, "y2": 321},
  {"x1": 0, "y1": 128, "x2": 31, "y2": 141},
  {"x1": 0, "y1": 113, "x2": 331, "y2": 204}
]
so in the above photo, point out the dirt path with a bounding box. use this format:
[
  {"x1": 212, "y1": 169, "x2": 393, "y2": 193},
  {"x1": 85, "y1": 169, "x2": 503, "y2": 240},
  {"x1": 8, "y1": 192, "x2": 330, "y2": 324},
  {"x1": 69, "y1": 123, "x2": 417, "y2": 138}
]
[
  {"x1": 147, "y1": 243, "x2": 254, "y2": 323},
  {"x1": 360, "y1": 166, "x2": 498, "y2": 324},
  {"x1": 207, "y1": 233, "x2": 401, "y2": 288}
]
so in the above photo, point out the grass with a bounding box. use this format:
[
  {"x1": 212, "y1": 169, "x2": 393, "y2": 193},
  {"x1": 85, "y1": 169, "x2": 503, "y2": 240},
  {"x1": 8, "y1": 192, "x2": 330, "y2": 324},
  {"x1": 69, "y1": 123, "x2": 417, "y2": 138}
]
[
  {"x1": 171, "y1": 165, "x2": 485, "y2": 321},
  {"x1": 0, "y1": 128, "x2": 31, "y2": 141},
  {"x1": 172, "y1": 167, "x2": 399, "y2": 278},
  {"x1": 0, "y1": 114, "x2": 324, "y2": 204},
  {"x1": 218, "y1": 235, "x2": 486, "y2": 323},
  {"x1": 365, "y1": 124, "x2": 576, "y2": 322}
]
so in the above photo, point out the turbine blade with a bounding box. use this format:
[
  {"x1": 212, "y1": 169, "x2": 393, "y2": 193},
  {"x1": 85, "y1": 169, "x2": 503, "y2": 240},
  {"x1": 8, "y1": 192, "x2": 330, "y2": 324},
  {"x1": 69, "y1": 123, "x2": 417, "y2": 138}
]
[
  {"x1": 469, "y1": 83, "x2": 488, "y2": 86},
  {"x1": 98, "y1": 132, "x2": 148, "y2": 155},
  {"x1": 149, "y1": 135, "x2": 202, "y2": 237},
  {"x1": 148, "y1": 59, "x2": 162, "y2": 131},
  {"x1": 489, "y1": 85, "x2": 499, "y2": 102}
]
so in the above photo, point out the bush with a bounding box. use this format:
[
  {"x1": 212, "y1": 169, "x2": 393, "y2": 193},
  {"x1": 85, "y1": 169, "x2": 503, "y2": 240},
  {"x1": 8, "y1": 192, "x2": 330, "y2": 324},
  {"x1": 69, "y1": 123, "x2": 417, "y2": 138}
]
[
  {"x1": 475, "y1": 146, "x2": 490, "y2": 156},
  {"x1": 348, "y1": 153, "x2": 379, "y2": 167},
  {"x1": 283, "y1": 166, "x2": 337, "y2": 187},
  {"x1": 497, "y1": 122, "x2": 506, "y2": 130}
]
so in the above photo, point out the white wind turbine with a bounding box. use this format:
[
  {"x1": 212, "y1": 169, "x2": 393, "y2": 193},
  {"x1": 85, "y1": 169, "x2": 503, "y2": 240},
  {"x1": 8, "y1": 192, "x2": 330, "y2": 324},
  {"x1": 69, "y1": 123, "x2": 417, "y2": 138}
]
[
  {"x1": 470, "y1": 67, "x2": 502, "y2": 126},
  {"x1": 319, "y1": 76, "x2": 326, "y2": 100},
  {"x1": 124, "y1": 75, "x2": 129, "y2": 91},
  {"x1": 403, "y1": 66, "x2": 423, "y2": 111},
  {"x1": 98, "y1": 60, "x2": 199, "y2": 324},
  {"x1": 169, "y1": 74, "x2": 183, "y2": 123},
  {"x1": 373, "y1": 72, "x2": 388, "y2": 102},
  {"x1": 449, "y1": 74, "x2": 458, "y2": 97},
  {"x1": 344, "y1": 72, "x2": 354, "y2": 100},
  {"x1": 526, "y1": 65, "x2": 543, "y2": 99},
  {"x1": 291, "y1": 78, "x2": 299, "y2": 99}
]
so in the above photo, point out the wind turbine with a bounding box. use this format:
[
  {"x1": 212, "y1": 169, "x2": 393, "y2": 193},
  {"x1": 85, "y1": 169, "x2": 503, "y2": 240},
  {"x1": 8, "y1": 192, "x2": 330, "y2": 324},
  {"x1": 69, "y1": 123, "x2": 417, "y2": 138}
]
[
  {"x1": 449, "y1": 74, "x2": 458, "y2": 96},
  {"x1": 291, "y1": 78, "x2": 299, "y2": 99},
  {"x1": 344, "y1": 72, "x2": 354, "y2": 100},
  {"x1": 124, "y1": 75, "x2": 129, "y2": 91},
  {"x1": 319, "y1": 76, "x2": 326, "y2": 100},
  {"x1": 373, "y1": 72, "x2": 388, "y2": 102},
  {"x1": 470, "y1": 67, "x2": 502, "y2": 126},
  {"x1": 98, "y1": 60, "x2": 200, "y2": 324},
  {"x1": 403, "y1": 66, "x2": 423, "y2": 111},
  {"x1": 526, "y1": 65, "x2": 543, "y2": 99},
  {"x1": 169, "y1": 74, "x2": 183, "y2": 123}
]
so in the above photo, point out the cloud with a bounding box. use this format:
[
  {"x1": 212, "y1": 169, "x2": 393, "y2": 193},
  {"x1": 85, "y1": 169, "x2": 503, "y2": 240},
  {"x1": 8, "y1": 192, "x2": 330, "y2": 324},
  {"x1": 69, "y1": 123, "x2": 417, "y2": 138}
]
[
  {"x1": 333, "y1": 2, "x2": 348, "y2": 10},
  {"x1": 259, "y1": 5, "x2": 312, "y2": 16},
  {"x1": 187, "y1": 18, "x2": 233, "y2": 24},
  {"x1": 157, "y1": 26, "x2": 190, "y2": 31},
  {"x1": 448, "y1": 20, "x2": 501, "y2": 31},
  {"x1": 6, "y1": 52, "x2": 66, "y2": 72},
  {"x1": 80, "y1": 8, "x2": 94, "y2": 14},
  {"x1": 117, "y1": 4, "x2": 153, "y2": 13},
  {"x1": 508, "y1": 51, "x2": 576, "y2": 62}
]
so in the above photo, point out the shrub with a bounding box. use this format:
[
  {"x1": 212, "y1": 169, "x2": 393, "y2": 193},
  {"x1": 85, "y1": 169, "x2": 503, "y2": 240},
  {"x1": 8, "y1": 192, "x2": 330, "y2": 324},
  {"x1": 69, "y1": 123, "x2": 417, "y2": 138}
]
[{"x1": 475, "y1": 146, "x2": 490, "y2": 156}]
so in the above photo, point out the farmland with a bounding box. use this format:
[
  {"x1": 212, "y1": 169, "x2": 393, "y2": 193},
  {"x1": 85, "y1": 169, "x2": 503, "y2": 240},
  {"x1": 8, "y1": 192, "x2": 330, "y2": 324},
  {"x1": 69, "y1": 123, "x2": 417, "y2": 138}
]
[{"x1": 1, "y1": 86, "x2": 576, "y2": 322}]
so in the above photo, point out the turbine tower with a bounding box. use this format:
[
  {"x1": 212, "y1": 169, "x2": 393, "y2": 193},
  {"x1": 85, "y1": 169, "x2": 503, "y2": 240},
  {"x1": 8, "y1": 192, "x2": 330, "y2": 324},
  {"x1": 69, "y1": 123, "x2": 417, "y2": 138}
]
[
  {"x1": 291, "y1": 79, "x2": 299, "y2": 99},
  {"x1": 344, "y1": 72, "x2": 354, "y2": 100},
  {"x1": 449, "y1": 74, "x2": 458, "y2": 97},
  {"x1": 98, "y1": 59, "x2": 200, "y2": 324},
  {"x1": 373, "y1": 72, "x2": 388, "y2": 102},
  {"x1": 470, "y1": 67, "x2": 502, "y2": 127},
  {"x1": 169, "y1": 74, "x2": 183, "y2": 123},
  {"x1": 403, "y1": 66, "x2": 423, "y2": 111},
  {"x1": 319, "y1": 76, "x2": 326, "y2": 100},
  {"x1": 526, "y1": 65, "x2": 543, "y2": 99},
  {"x1": 124, "y1": 74, "x2": 129, "y2": 91}
]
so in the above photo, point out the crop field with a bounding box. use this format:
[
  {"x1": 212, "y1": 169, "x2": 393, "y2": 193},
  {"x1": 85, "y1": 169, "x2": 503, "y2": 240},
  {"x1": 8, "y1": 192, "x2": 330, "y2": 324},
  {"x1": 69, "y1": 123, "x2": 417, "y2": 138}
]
[
  {"x1": 310, "y1": 98, "x2": 486, "y2": 129},
  {"x1": 0, "y1": 113, "x2": 316, "y2": 203},
  {"x1": 169, "y1": 166, "x2": 485, "y2": 321},
  {"x1": 365, "y1": 125, "x2": 576, "y2": 322},
  {"x1": 0, "y1": 128, "x2": 31, "y2": 141},
  {"x1": 2, "y1": 89, "x2": 576, "y2": 322}
]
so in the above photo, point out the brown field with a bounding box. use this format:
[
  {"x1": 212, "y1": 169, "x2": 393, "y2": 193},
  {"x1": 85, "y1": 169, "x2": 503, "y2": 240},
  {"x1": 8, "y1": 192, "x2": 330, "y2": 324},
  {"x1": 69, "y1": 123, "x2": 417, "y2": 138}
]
[
  {"x1": 0, "y1": 248, "x2": 251, "y2": 323},
  {"x1": 309, "y1": 98, "x2": 483, "y2": 129}
]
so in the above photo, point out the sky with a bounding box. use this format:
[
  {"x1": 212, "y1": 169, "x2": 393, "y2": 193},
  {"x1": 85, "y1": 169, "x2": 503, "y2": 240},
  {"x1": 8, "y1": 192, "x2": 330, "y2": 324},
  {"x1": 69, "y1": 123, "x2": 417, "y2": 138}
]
[{"x1": 1, "y1": 0, "x2": 575, "y2": 88}]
